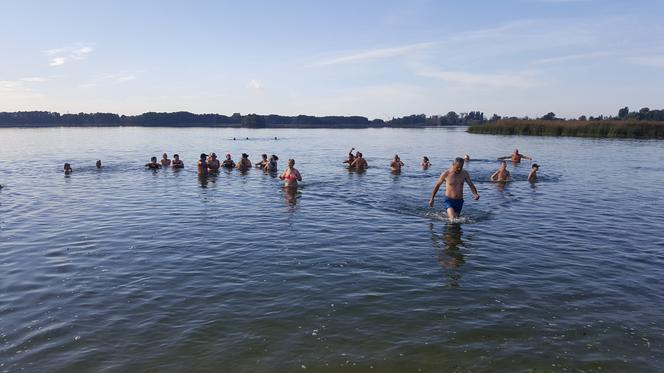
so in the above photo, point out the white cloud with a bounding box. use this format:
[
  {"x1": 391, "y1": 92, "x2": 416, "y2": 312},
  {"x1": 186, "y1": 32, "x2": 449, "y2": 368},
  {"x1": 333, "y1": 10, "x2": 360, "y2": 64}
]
[
  {"x1": 317, "y1": 42, "x2": 435, "y2": 66},
  {"x1": 44, "y1": 43, "x2": 95, "y2": 66},
  {"x1": 0, "y1": 77, "x2": 49, "y2": 92},
  {"x1": 248, "y1": 79, "x2": 263, "y2": 90},
  {"x1": 50, "y1": 57, "x2": 66, "y2": 66},
  {"x1": 531, "y1": 51, "x2": 609, "y2": 65},
  {"x1": 71, "y1": 46, "x2": 94, "y2": 60},
  {"x1": 417, "y1": 69, "x2": 539, "y2": 89}
]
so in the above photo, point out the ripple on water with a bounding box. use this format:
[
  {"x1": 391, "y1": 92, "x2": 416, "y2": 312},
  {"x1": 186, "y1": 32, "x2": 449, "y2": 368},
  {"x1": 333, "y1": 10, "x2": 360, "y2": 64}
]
[{"x1": 0, "y1": 127, "x2": 663, "y2": 371}]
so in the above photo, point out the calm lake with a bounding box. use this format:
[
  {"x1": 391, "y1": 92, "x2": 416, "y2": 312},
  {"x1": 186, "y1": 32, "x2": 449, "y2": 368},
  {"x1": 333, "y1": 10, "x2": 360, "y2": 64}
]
[{"x1": 1, "y1": 127, "x2": 663, "y2": 372}]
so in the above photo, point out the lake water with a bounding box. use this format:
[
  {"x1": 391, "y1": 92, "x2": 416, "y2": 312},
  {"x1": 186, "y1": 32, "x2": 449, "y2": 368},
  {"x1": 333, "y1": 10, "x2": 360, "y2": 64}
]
[{"x1": 1, "y1": 127, "x2": 663, "y2": 372}]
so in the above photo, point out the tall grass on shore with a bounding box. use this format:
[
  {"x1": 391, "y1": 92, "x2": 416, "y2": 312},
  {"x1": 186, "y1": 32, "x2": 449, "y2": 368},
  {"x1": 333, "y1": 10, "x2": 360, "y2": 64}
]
[{"x1": 468, "y1": 119, "x2": 664, "y2": 138}]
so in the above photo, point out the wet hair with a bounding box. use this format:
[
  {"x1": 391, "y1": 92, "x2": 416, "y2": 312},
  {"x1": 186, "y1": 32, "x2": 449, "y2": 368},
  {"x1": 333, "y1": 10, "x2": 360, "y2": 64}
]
[
  {"x1": 200, "y1": 153, "x2": 207, "y2": 160},
  {"x1": 288, "y1": 158, "x2": 295, "y2": 166},
  {"x1": 242, "y1": 153, "x2": 249, "y2": 159},
  {"x1": 173, "y1": 154, "x2": 179, "y2": 158},
  {"x1": 151, "y1": 156, "x2": 158, "y2": 162},
  {"x1": 454, "y1": 157, "x2": 464, "y2": 166},
  {"x1": 532, "y1": 163, "x2": 540, "y2": 169},
  {"x1": 64, "y1": 163, "x2": 71, "y2": 168},
  {"x1": 262, "y1": 153, "x2": 267, "y2": 159},
  {"x1": 271, "y1": 154, "x2": 279, "y2": 160},
  {"x1": 423, "y1": 156, "x2": 429, "y2": 162}
]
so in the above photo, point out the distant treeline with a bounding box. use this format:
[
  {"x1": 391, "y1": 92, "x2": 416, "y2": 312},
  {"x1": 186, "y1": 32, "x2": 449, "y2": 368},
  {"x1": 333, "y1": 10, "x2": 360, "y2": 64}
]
[
  {"x1": 0, "y1": 111, "x2": 486, "y2": 128},
  {"x1": 469, "y1": 106, "x2": 664, "y2": 138}
]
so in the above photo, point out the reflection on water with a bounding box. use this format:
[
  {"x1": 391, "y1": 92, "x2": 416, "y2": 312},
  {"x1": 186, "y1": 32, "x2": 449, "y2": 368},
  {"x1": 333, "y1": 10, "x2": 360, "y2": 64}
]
[
  {"x1": 430, "y1": 223, "x2": 466, "y2": 287},
  {"x1": 283, "y1": 187, "x2": 299, "y2": 208}
]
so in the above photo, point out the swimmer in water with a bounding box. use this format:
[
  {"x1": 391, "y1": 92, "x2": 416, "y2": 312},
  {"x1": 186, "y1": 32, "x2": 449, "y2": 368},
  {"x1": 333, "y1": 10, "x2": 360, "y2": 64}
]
[
  {"x1": 421, "y1": 156, "x2": 431, "y2": 169},
  {"x1": 145, "y1": 157, "x2": 161, "y2": 169},
  {"x1": 464, "y1": 154, "x2": 470, "y2": 161},
  {"x1": 255, "y1": 154, "x2": 269, "y2": 169},
  {"x1": 96, "y1": 160, "x2": 102, "y2": 169},
  {"x1": 491, "y1": 161, "x2": 511, "y2": 182},
  {"x1": 498, "y1": 149, "x2": 532, "y2": 163},
  {"x1": 279, "y1": 159, "x2": 302, "y2": 188},
  {"x1": 390, "y1": 154, "x2": 404, "y2": 173},
  {"x1": 236, "y1": 153, "x2": 252, "y2": 171},
  {"x1": 265, "y1": 154, "x2": 279, "y2": 172},
  {"x1": 161, "y1": 153, "x2": 171, "y2": 167},
  {"x1": 172, "y1": 154, "x2": 184, "y2": 168},
  {"x1": 350, "y1": 151, "x2": 368, "y2": 170},
  {"x1": 64, "y1": 163, "x2": 73, "y2": 174},
  {"x1": 222, "y1": 154, "x2": 236, "y2": 169},
  {"x1": 429, "y1": 157, "x2": 480, "y2": 220},
  {"x1": 207, "y1": 152, "x2": 220, "y2": 172},
  {"x1": 197, "y1": 153, "x2": 208, "y2": 175},
  {"x1": 343, "y1": 147, "x2": 356, "y2": 167},
  {"x1": 528, "y1": 163, "x2": 540, "y2": 182}
]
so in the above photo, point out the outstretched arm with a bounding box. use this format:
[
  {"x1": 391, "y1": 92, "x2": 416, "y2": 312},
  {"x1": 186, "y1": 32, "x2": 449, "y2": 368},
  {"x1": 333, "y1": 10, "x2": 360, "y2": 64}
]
[
  {"x1": 497, "y1": 155, "x2": 510, "y2": 160},
  {"x1": 521, "y1": 154, "x2": 532, "y2": 160},
  {"x1": 490, "y1": 170, "x2": 499, "y2": 181},
  {"x1": 465, "y1": 172, "x2": 480, "y2": 200}
]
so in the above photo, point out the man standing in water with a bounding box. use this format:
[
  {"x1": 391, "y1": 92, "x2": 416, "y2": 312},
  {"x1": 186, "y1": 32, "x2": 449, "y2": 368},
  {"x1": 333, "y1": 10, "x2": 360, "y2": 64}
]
[{"x1": 428, "y1": 157, "x2": 479, "y2": 220}]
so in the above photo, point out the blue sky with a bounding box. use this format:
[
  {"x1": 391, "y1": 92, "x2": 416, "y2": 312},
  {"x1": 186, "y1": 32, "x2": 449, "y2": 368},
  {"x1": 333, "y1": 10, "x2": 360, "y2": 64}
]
[{"x1": 1, "y1": 0, "x2": 663, "y2": 119}]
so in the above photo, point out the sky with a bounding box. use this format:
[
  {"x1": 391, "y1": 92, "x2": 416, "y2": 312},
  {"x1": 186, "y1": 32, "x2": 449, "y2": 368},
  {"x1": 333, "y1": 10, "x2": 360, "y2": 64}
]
[{"x1": 1, "y1": 0, "x2": 663, "y2": 119}]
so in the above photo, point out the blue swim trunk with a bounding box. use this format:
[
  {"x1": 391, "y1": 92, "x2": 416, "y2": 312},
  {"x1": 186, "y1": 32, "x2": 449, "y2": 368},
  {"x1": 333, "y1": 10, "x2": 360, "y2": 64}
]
[{"x1": 443, "y1": 197, "x2": 464, "y2": 214}]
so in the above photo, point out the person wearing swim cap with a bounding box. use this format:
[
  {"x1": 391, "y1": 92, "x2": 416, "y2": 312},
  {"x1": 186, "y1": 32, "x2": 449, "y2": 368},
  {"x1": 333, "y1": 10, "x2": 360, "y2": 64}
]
[
  {"x1": 429, "y1": 157, "x2": 479, "y2": 220},
  {"x1": 279, "y1": 159, "x2": 302, "y2": 188}
]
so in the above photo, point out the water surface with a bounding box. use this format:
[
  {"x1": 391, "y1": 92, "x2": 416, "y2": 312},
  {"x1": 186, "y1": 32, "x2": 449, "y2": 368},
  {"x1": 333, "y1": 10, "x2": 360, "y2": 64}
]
[{"x1": 1, "y1": 127, "x2": 663, "y2": 372}]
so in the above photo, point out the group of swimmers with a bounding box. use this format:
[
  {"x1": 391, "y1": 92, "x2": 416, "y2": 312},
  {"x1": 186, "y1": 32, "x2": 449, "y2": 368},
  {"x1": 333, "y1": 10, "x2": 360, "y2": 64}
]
[
  {"x1": 60, "y1": 147, "x2": 539, "y2": 216},
  {"x1": 151, "y1": 151, "x2": 302, "y2": 188},
  {"x1": 428, "y1": 149, "x2": 540, "y2": 220}
]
